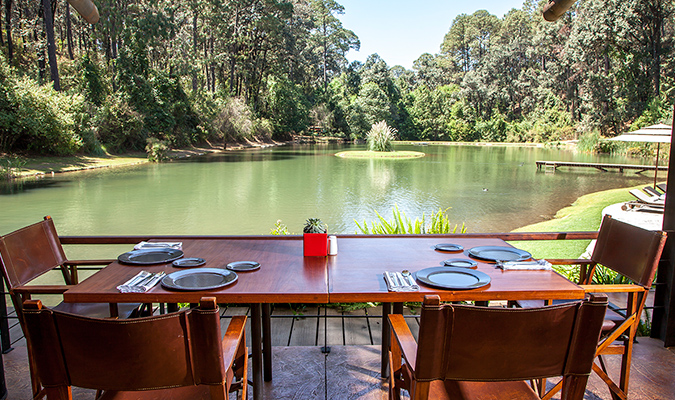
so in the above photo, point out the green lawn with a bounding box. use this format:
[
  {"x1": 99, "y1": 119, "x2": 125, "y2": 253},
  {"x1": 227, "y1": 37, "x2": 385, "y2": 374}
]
[{"x1": 508, "y1": 183, "x2": 657, "y2": 259}]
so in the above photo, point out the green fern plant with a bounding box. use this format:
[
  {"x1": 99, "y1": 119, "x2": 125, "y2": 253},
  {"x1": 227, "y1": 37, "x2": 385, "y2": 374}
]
[{"x1": 355, "y1": 205, "x2": 466, "y2": 234}]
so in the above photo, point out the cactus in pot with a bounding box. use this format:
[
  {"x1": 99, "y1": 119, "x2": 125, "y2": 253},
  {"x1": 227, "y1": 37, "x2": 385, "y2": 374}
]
[{"x1": 303, "y1": 218, "x2": 328, "y2": 256}]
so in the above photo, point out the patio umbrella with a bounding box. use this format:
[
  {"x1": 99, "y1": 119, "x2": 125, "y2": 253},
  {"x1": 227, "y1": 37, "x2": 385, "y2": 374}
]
[{"x1": 609, "y1": 123, "x2": 673, "y2": 188}]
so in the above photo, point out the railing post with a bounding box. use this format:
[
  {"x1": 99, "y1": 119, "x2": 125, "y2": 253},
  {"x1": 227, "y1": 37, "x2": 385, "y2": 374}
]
[
  {"x1": 0, "y1": 280, "x2": 10, "y2": 354},
  {"x1": 653, "y1": 104, "x2": 675, "y2": 346}
]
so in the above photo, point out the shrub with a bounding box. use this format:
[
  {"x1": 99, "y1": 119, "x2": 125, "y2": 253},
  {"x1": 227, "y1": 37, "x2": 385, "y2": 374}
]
[
  {"x1": 215, "y1": 97, "x2": 254, "y2": 142},
  {"x1": 355, "y1": 204, "x2": 466, "y2": 234},
  {"x1": 145, "y1": 137, "x2": 169, "y2": 162},
  {"x1": 96, "y1": 95, "x2": 146, "y2": 152},
  {"x1": 366, "y1": 121, "x2": 397, "y2": 152}
]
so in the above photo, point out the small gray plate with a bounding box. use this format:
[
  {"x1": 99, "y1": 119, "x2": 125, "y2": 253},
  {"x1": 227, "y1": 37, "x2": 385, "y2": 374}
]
[
  {"x1": 172, "y1": 257, "x2": 206, "y2": 268},
  {"x1": 226, "y1": 261, "x2": 261, "y2": 272},
  {"x1": 442, "y1": 258, "x2": 478, "y2": 268},
  {"x1": 161, "y1": 268, "x2": 237, "y2": 291}
]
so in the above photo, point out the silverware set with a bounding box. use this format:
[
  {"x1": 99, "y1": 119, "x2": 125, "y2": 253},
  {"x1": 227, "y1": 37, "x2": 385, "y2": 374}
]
[
  {"x1": 384, "y1": 271, "x2": 419, "y2": 292},
  {"x1": 117, "y1": 271, "x2": 166, "y2": 293}
]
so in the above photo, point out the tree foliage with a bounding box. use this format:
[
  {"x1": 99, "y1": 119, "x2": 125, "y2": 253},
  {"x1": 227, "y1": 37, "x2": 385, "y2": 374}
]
[{"x1": 0, "y1": 0, "x2": 672, "y2": 155}]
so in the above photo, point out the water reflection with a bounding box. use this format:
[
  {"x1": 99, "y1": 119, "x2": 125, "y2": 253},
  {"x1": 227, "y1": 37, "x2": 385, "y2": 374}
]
[
  {"x1": 0, "y1": 176, "x2": 66, "y2": 195},
  {"x1": 0, "y1": 144, "x2": 661, "y2": 236}
]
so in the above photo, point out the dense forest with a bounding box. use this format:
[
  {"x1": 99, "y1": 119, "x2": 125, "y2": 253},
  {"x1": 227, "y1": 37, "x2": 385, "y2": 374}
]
[{"x1": 0, "y1": 0, "x2": 673, "y2": 156}]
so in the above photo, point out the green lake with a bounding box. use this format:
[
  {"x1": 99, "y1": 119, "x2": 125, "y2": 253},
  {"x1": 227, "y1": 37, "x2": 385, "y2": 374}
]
[{"x1": 0, "y1": 144, "x2": 660, "y2": 237}]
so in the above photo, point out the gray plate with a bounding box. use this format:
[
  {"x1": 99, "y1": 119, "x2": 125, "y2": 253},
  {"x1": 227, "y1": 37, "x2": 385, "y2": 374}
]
[
  {"x1": 172, "y1": 257, "x2": 206, "y2": 268},
  {"x1": 415, "y1": 267, "x2": 491, "y2": 290},
  {"x1": 468, "y1": 246, "x2": 531, "y2": 262},
  {"x1": 226, "y1": 261, "x2": 261, "y2": 272},
  {"x1": 441, "y1": 258, "x2": 478, "y2": 268},
  {"x1": 433, "y1": 243, "x2": 464, "y2": 252},
  {"x1": 118, "y1": 248, "x2": 184, "y2": 265},
  {"x1": 161, "y1": 268, "x2": 238, "y2": 291}
]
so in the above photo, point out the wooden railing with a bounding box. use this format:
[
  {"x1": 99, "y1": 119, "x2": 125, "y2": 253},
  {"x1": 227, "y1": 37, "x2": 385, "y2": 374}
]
[{"x1": 59, "y1": 231, "x2": 600, "y2": 245}]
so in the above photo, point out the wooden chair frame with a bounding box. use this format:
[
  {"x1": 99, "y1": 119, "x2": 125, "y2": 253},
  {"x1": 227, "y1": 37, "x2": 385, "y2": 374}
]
[
  {"x1": 388, "y1": 294, "x2": 608, "y2": 400},
  {"x1": 22, "y1": 297, "x2": 247, "y2": 400},
  {"x1": 0, "y1": 216, "x2": 143, "y2": 398},
  {"x1": 522, "y1": 215, "x2": 667, "y2": 400}
]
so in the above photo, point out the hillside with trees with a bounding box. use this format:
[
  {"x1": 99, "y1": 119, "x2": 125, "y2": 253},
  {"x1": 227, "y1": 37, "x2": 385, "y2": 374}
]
[{"x1": 0, "y1": 0, "x2": 673, "y2": 156}]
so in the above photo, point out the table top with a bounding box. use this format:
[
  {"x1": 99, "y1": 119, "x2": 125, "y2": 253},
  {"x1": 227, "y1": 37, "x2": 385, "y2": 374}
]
[
  {"x1": 328, "y1": 237, "x2": 584, "y2": 302},
  {"x1": 64, "y1": 238, "x2": 329, "y2": 304},
  {"x1": 64, "y1": 236, "x2": 583, "y2": 304}
]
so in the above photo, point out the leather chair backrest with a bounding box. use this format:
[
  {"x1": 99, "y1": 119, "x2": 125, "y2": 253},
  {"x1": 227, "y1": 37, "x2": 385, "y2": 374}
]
[
  {"x1": 0, "y1": 216, "x2": 68, "y2": 289},
  {"x1": 592, "y1": 215, "x2": 666, "y2": 287},
  {"x1": 415, "y1": 295, "x2": 607, "y2": 382},
  {"x1": 22, "y1": 298, "x2": 226, "y2": 391}
]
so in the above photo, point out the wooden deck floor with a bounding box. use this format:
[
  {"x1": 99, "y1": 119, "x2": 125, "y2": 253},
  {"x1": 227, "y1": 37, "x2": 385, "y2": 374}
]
[{"x1": 3, "y1": 304, "x2": 675, "y2": 399}]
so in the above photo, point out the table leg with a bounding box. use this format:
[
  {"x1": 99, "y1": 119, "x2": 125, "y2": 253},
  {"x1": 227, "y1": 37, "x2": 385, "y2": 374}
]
[
  {"x1": 251, "y1": 304, "x2": 263, "y2": 400},
  {"x1": 262, "y1": 303, "x2": 272, "y2": 382},
  {"x1": 381, "y1": 302, "x2": 391, "y2": 378}
]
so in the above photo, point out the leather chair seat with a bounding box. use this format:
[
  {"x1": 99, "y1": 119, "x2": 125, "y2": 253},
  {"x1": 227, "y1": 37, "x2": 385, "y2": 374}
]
[
  {"x1": 53, "y1": 302, "x2": 141, "y2": 319},
  {"x1": 441, "y1": 380, "x2": 540, "y2": 400}
]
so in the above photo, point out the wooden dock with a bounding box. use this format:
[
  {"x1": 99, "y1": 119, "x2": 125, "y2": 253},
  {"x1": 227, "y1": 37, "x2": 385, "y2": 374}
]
[
  {"x1": 536, "y1": 160, "x2": 668, "y2": 173},
  {"x1": 3, "y1": 303, "x2": 675, "y2": 399}
]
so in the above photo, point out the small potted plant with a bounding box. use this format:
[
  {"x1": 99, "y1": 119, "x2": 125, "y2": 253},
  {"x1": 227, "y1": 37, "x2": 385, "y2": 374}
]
[{"x1": 303, "y1": 218, "x2": 328, "y2": 256}]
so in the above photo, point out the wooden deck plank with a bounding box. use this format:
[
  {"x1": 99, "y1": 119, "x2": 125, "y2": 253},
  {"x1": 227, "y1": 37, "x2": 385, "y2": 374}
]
[
  {"x1": 367, "y1": 305, "x2": 383, "y2": 345},
  {"x1": 344, "y1": 309, "x2": 372, "y2": 345},
  {"x1": 323, "y1": 306, "x2": 344, "y2": 346},
  {"x1": 269, "y1": 305, "x2": 294, "y2": 346},
  {"x1": 288, "y1": 307, "x2": 320, "y2": 346}
]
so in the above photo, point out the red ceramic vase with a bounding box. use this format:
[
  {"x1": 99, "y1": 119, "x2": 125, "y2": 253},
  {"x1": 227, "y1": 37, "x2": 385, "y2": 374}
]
[{"x1": 303, "y1": 233, "x2": 328, "y2": 256}]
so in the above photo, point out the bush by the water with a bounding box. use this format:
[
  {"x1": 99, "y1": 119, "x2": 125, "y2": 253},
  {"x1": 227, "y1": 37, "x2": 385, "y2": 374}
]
[
  {"x1": 356, "y1": 204, "x2": 466, "y2": 234},
  {"x1": 0, "y1": 55, "x2": 85, "y2": 155},
  {"x1": 366, "y1": 121, "x2": 397, "y2": 152}
]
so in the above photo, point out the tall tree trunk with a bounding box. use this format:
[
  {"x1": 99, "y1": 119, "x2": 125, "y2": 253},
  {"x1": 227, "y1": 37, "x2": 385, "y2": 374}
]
[
  {"x1": 229, "y1": 3, "x2": 240, "y2": 95},
  {"x1": 5, "y1": 0, "x2": 12, "y2": 62},
  {"x1": 204, "y1": 40, "x2": 210, "y2": 92},
  {"x1": 65, "y1": 1, "x2": 74, "y2": 59},
  {"x1": 42, "y1": 0, "x2": 60, "y2": 90},
  {"x1": 192, "y1": 10, "x2": 198, "y2": 92},
  {"x1": 210, "y1": 36, "x2": 215, "y2": 92},
  {"x1": 0, "y1": 1, "x2": 4, "y2": 46},
  {"x1": 322, "y1": 14, "x2": 327, "y2": 92}
]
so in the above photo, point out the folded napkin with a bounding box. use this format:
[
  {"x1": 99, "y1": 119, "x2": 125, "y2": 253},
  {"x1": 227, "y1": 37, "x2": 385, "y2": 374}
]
[
  {"x1": 134, "y1": 241, "x2": 182, "y2": 250},
  {"x1": 383, "y1": 271, "x2": 419, "y2": 292},
  {"x1": 117, "y1": 271, "x2": 166, "y2": 293},
  {"x1": 496, "y1": 259, "x2": 552, "y2": 271}
]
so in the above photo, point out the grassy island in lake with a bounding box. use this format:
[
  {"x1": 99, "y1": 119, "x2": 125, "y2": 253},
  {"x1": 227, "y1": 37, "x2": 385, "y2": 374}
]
[{"x1": 335, "y1": 151, "x2": 425, "y2": 159}]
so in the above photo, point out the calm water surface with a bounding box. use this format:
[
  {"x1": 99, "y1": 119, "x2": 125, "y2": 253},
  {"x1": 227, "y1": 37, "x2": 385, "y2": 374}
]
[{"x1": 0, "y1": 144, "x2": 659, "y2": 237}]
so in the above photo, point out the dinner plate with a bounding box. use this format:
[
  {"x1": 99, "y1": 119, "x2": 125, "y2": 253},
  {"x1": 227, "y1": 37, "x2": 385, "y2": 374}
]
[
  {"x1": 468, "y1": 246, "x2": 531, "y2": 262},
  {"x1": 415, "y1": 267, "x2": 491, "y2": 290},
  {"x1": 118, "y1": 248, "x2": 184, "y2": 265},
  {"x1": 433, "y1": 243, "x2": 464, "y2": 252},
  {"x1": 226, "y1": 261, "x2": 260, "y2": 272},
  {"x1": 172, "y1": 257, "x2": 206, "y2": 268},
  {"x1": 161, "y1": 268, "x2": 238, "y2": 291},
  {"x1": 441, "y1": 258, "x2": 477, "y2": 268}
]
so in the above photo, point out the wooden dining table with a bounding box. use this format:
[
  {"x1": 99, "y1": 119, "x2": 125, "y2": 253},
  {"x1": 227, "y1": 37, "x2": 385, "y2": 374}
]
[{"x1": 63, "y1": 235, "x2": 584, "y2": 400}]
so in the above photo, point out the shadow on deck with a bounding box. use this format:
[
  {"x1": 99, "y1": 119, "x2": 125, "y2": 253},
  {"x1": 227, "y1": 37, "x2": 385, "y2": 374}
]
[{"x1": 3, "y1": 304, "x2": 675, "y2": 399}]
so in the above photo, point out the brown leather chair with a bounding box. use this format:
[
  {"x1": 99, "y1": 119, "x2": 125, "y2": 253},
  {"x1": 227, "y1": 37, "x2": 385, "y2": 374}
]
[
  {"x1": 22, "y1": 297, "x2": 247, "y2": 400},
  {"x1": 388, "y1": 294, "x2": 608, "y2": 400},
  {"x1": 0, "y1": 216, "x2": 142, "y2": 397},
  {"x1": 516, "y1": 214, "x2": 667, "y2": 399}
]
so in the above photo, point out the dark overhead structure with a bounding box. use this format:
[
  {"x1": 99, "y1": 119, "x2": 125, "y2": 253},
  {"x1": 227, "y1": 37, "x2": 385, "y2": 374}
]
[
  {"x1": 543, "y1": 0, "x2": 576, "y2": 21},
  {"x1": 67, "y1": 0, "x2": 99, "y2": 24}
]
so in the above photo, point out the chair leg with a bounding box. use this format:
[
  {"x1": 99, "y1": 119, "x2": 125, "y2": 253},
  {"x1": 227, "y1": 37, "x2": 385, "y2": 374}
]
[{"x1": 44, "y1": 385, "x2": 72, "y2": 400}]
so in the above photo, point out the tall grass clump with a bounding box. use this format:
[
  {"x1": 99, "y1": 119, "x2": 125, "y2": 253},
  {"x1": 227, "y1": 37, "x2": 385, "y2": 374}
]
[
  {"x1": 356, "y1": 204, "x2": 466, "y2": 234},
  {"x1": 366, "y1": 121, "x2": 397, "y2": 152},
  {"x1": 215, "y1": 97, "x2": 254, "y2": 142}
]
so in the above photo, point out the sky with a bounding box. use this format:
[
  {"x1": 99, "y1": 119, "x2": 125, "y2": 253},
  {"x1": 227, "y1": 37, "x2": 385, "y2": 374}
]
[{"x1": 337, "y1": 0, "x2": 526, "y2": 70}]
